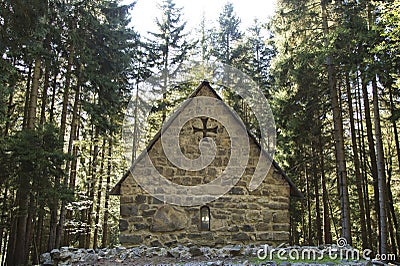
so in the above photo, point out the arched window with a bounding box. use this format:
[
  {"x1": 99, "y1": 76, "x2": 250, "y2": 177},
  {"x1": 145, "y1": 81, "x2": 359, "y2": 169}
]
[{"x1": 200, "y1": 206, "x2": 210, "y2": 231}]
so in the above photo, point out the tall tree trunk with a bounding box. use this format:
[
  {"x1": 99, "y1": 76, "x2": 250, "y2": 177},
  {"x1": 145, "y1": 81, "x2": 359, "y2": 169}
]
[
  {"x1": 372, "y1": 77, "x2": 388, "y2": 255},
  {"x1": 346, "y1": 74, "x2": 368, "y2": 249},
  {"x1": 132, "y1": 82, "x2": 140, "y2": 163},
  {"x1": 56, "y1": 66, "x2": 81, "y2": 248},
  {"x1": 356, "y1": 74, "x2": 373, "y2": 248},
  {"x1": 361, "y1": 75, "x2": 380, "y2": 249},
  {"x1": 60, "y1": 50, "x2": 73, "y2": 141},
  {"x1": 79, "y1": 142, "x2": 93, "y2": 248},
  {"x1": 93, "y1": 139, "x2": 106, "y2": 249},
  {"x1": 363, "y1": 0, "x2": 381, "y2": 251},
  {"x1": 85, "y1": 127, "x2": 100, "y2": 248},
  {"x1": 305, "y1": 164, "x2": 312, "y2": 245},
  {"x1": 0, "y1": 187, "x2": 8, "y2": 260},
  {"x1": 24, "y1": 193, "x2": 36, "y2": 262},
  {"x1": 385, "y1": 156, "x2": 397, "y2": 255},
  {"x1": 387, "y1": 174, "x2": 400, "y2": 257},
  {"x1": 319, "y1": 138, "x2": 332, "y2": 244},
  {"x1": 7, "y1": 173, "x2": 30, "y2": 265},
  {"x1": 33, "y1": 202, "x2": 44, "y2": 265},
  {"x1": 7, "y1": 57, "x2": 41, "y2": 265},
  {"x1": 1, "y1": 226, "x2": 9, "y2": 266},
  {"x1": 50, "y1": 49, "x2": 72, "y2": 250},
  {"x1": 40, "y1": 58, "x2": 50, "y2": 125},
  {"x1": 312, "y1": 144, "x2": 322, "y2": 245},
  {"x1": 22, "y1": 63, "x2": 32, "y2": 129},
  {"x1": 27, "y1": 59, "x2": 41, "y2": 129},
  {"x1": 64, "y1": 118, "x2": 81, "y2": 246},
  {"x1": 301, "y1": 200, "x2": 306, "y2": 246},
  {"x1": 320, "y1": 0, "x2": 351, "y2": 243},
  {"x1": 49, "y1": 70, "x2": 58, "y2": 123},
  {"x1": 388, "y1": 85, "x2": 400, "y2": 257},
  {"x1": 102, "y1": 137, "x2": 113, "y2": 248},
  {"x1": 327, "y1": 192, "x2": 339, "y2": 240},
  {"x1": 54, "y1": 48, "x2": 73, "y2": 247},
  {"x1": 4, "y1": 88, "x2": 14, "y2": 136}
]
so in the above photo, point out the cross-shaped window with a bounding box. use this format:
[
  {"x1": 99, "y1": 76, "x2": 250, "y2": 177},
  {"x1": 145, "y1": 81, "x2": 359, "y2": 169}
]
[{"x1": 192, "y1": 117, "x2": 218, "y2": 139}]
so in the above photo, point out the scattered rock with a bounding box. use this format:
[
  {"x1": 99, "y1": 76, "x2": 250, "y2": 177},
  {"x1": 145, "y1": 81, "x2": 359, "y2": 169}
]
[
  {"x1": 40, "y1": 252, "x2": 53, "y2": 266},
  {"x1": 206, "y1": 260, "x2": 223, "y2": 266},
  {"x1": 168, "y1": 247, "x2": 181, "y2": 258},
  {"x1": 372, "y1": 260, "x2": 386, "y2": 265},
  {"x1": 50, "y1": 249, "x2": 60, "y2": 261},
  {"x1": 226, "y1": 245, "x2": 242, "y2": 256},
  {"x1": 189, "y1": 246, "x2": 203, "y2": 257},
  {"x1": 39, "y1": 245, "x2": 383, "y2": 266}
]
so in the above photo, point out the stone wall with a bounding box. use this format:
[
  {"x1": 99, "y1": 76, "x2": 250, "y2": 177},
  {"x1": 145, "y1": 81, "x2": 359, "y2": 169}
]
[{"x1": 118, "y1": 85, "x2": 291, "y2": 247}]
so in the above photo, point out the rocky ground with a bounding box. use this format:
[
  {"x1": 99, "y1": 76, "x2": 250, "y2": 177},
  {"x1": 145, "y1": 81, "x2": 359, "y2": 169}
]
[{"x1": 40, "y1": 245, "x2": 395, "y2": 266}]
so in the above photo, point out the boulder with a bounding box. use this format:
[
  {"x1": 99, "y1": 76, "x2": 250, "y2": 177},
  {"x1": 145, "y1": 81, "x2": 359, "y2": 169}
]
[
  {"x1": 50, "y1": 249, "x2": 61, "y2": 261},
  {"x1": 40, "y1": 252, "x2": 53, "y2": 266},
  {"x1": 150, "y1": 205, "x2": 188, "y2": 232}
]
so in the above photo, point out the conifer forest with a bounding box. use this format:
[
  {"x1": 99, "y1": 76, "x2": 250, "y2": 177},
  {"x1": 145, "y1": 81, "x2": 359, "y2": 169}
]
[{"x1": 1, "y1": 0, "x2": 400, "y2": 265}]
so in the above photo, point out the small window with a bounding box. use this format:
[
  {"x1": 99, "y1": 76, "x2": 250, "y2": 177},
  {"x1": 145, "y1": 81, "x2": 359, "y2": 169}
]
[{"x1": 200, "y1": 206, "x2": 210, "y2": 231}]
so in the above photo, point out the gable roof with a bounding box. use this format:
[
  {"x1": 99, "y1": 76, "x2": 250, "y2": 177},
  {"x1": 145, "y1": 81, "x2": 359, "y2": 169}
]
[{"x1": 111, "y1": 81, "x2": 303, "y2": 198}]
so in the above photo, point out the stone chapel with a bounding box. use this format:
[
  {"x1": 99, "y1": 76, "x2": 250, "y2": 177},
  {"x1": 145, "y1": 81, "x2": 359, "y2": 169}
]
[{"x1": 110, "y1": 81, "x2": 302, "y2": 247}]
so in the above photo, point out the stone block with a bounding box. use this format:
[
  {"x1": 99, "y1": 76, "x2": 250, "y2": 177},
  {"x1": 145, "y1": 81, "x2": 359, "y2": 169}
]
[
  {"x1": 257, "y1": 232, "x2": 274, "y2": 241},
  {"x1": 128, "y1": 216, "x2": 143, "y2": 223},
  {"x1": 120, "y1": 205, "x2": 138, "y2": 217},
  {"x1": 150, "y1": 240, "x2": 163, "y2": 247},
  {"x1": 165, "y1": 240, "x2": 178, "y2": 247},
  {"x1": 139, "y1": 204, "x2": 149, "y2": 211},
  {"x1": 165, "y1": 167, "x2": 175, "y2": 176},
  {"x1": 232, "y1": 214, "x2": 244, "y2": 222},
  {"x1": 272, "y1": 211, "x2": 289, "y2": 223},
  {"x1": 152, "y1": 197, "x2": 163, "y2": 204},
  {"x1": 228, "y1": 225, "x2": 239, "y2": 232},
  {"x1": 119, "y1": 234, "x2": 142, "y2": 245},
  {"x1": 207, "y1": 168, "x2": 217, "y2": 176},
  {"x1": 232, "y1": 232, "x2": 250, "y2": 242},
  {"x1": 119, "y1": 219, "x2": 129, "y2": 231},
  {"x1": 120, "y1": 196, "x2": 134, "y2": 204},
  {"x1": 189, "y1": 247, "x2": 202, "y2": 257},
  {"x1": 142, "y1": 209, "x2": 156, "y2": 217},
  {"x1": 188, "y1": 233, "x2": 201, "y2": 239},
  {"x1": 134, "y1": 223, "x2": 148, "y2": 230},
  {"x1": 274, "y1": 231, "x2": 290, "y2": 241},
  {"x1": 272, "y1": 196, "x2": 290, "y2": 203},
  {"x1": 135, "y1": 195, "x2": 146, "y2": 204},
  {"x1": 241, "y1": 225, "x2": 255, "y2": 232},
  {"x1": 256, "y1": 223, "x2": 271, "y2": 231},
  {"x1": 273, "y1": 224, "x2": 290, "y2": 231},
  {"x1": 246, "y1": 210, "x2": 261, "y2": 222},
  {"x1": 266, "y1": 202, "x2": 287, "y2": 210},
  {"x1": 191, "y1": 177, "x2": 202, "y2": 184},
  {"x1": 150, "y1": 205, "x2": 188, "y2": 232},
  {"x1": 262, "y1": 210, "x2": 274, "y2": 223}
]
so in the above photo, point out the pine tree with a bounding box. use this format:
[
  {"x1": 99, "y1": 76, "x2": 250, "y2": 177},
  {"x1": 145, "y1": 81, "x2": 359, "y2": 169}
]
[
  {"x1": 212, "y1": 2, "x2": 242, "y2": 65},
  {"x1": 146, "y1": 0, "x2": 195, "y2": 122}
]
